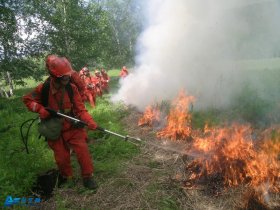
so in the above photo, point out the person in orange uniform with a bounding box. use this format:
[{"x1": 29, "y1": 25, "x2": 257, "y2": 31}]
[
  {"x1": 82, "y1": 67, "x2": 97, "y2": 108},
  {"x1": 79, "y1": 65, "x2": 88, "y2": 79},
  {"x1": 22, "y1": 55, "x2": 98, "y2": 190},
  {"x1": 100, "y1": 68, "x2": 110, "y2": 93},
  {"x1": 70, "y1": 70, "x2": 87, "y2": 102},
  {"x1": 45, "y1": 55, "x2": 87, "y2": 102},
  {"x1": 119, "y1": 66, "x2": 129, "y2": 78},
  {"x1": 92, "y1": 70, "x2": 103, "y2": 97}
]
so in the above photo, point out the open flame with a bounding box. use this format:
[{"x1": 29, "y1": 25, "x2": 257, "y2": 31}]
[
  {"x1": 138, "y1": 105, "x2": 161, "y2": 126},
  {"x1": 185, "y1": 124, "x2": 280, "y2": 193},
  {"x1": 157, "y1": 90, "x2": 195, "y2": 141}
]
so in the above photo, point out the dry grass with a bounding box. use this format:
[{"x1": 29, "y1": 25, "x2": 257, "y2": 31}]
[{"x1": 34, "y1": 107, "x2": 280, "y2": 210}]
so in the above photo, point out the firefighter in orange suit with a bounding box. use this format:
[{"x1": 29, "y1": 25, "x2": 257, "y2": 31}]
[
  {"x1": 119, "y1": 66, "x2": 129, "y2": 78},
  {"x1": 82, "y1": 67, "x2": 97, "y2": 108},
  {"x1": 93, "y1": 70, "x2": 103, "y2": 97},
  {"x1": 101, "y1": 68, "x2": 110, "y2": 93},
  {"x1": 22, "y1": 55, "x2": 98, "y2": 190},
  {"x1": 79, "y1": 66, "x2": 88, "y2": 79},
  {"x1": 45, "y1": 55, "x2": 87, "y2": 102},
  {"x1": 71, "y1": 70, "x2": 87, "y2": 102}
]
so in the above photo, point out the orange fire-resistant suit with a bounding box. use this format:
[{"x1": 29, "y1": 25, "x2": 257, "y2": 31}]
[
  {"x1": 119, "y1": 67, "x2": 129, "y2": 78},
  {"x1": 92, "y1": 74, "x2": 103, "y2": 97},
  {"x1": 101, "y1": 70, "x2": 110, "y2": 92},
  {"x1": 23, "y1": 78, "x2": 97, "y2": 178},
  {"x1": 83, "y1": 75, "x2": 97, "y2": 107},
  {"x1": 71, "y1": 71, "x2": 86, "y2": 101}
]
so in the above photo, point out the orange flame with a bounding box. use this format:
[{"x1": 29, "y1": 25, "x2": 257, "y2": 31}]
[
  {"x1": 138, "y1": 105, "x2": 161, "y2": 126},
  {"x1": 186, "y1": 124, "x2": 280, "y2": 192},
  {"x1": 157, "y1": 90, "x2": 195, "y2": 140}
]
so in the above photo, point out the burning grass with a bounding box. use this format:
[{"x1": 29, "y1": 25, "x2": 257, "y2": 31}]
[
  {"x1": 156, "y1": 90, "x2": 195, "y2": 141},
  {"x1": 135, "y1": 88, "x2": 280, "y2": 209},
  {"x1": 138, "y1": 105, "x2": 161, "y2": 126},
  {"x1": 183, "y1": 123, "x2": 280, "y2": 208}
]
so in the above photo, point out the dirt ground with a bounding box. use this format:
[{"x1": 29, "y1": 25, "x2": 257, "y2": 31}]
[{"x1": 35, "y1": 107, "x2": 280, "y2": 210}]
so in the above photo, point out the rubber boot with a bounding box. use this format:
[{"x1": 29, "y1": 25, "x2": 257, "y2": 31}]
[{"x1": 83, "y1": 177, "x2": 98, "y2": 190}]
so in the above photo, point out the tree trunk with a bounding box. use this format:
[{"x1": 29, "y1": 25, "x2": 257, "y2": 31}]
[
  {"x1": 111, "y1": 24, "x2": 122, "y2": 56},
  {"x1": 62, "y1": 0, "x2": 70, "y2": 55},
  {"x1": 0, "y1": 80, "x2": 9, "y2": 98},
  {"x1": 6, "y1": 71, "x2": 14, "y2": 97}
]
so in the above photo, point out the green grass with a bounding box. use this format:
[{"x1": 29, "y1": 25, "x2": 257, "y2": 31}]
[
  {"x1": 0, "y1": 91, "x2": 55, "y2": 202},
  {"x1": 107, "y1": 69, "x2": 121, "y2": 77},
  {"x1": 0, "y1": 62, "x2": 279, "y2": 208},
  {"x1": 144, "y1": 182, "x2": 181, "y2": 210},
  {"x1": 0, "y1": 75, "x2": 139, "y2": 204},
  {"x1": 107, "y1": 69, "x2": 122, "y2": 94},
  {"x1": 64, "y1": 95, "x2": 139, "y2": 182},
  {"x1": 192, "y1": 109, "x2": 221, "y2": 129},
  {"x1": 86, "y1": 95, "x2": 139, "y2": 180}
]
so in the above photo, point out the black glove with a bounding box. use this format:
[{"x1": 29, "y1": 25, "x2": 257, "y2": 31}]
[
  {"x1": 72, "y1": 120, "x2": 87, "y2": 128},
  {"x1": 96, "y1": 126, "x2": 105, "y2": 131},
  {"x1": 45, "y1": 108, "x2": 59, "y2": 117}
]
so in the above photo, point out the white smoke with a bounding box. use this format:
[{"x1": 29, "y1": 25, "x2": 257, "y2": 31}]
[{"x1": 112, "y1": 0, "x2": 280, "y2": 111}]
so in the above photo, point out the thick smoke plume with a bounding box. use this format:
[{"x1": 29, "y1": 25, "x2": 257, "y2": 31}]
[{"x1": 112, "y1": 0, "x2": 280, "y2": 111}]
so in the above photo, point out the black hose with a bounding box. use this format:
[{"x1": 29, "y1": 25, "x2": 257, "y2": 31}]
[{"x1": 20, "y1": 118, "x2": 38, "y2": 154}]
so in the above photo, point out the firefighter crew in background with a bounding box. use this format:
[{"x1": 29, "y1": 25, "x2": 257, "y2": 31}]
[
  {"x1": 93, "y1": 70, "x2": 103, "y2": 97},
  {"x1": 119, "y1": 66, "x2": 129, "y2": 78},
  {"x1": 79, "y1": 65, "x2": 88, "y2": 78},
  {"x1": 80, "y1": 67, "x2": 97, "y2": 108},
  {"x1": 101, "y1": 68, "x2": 110, "y2": 93},
  {"x1": 70, "y1": 69, "x2": 87, "y2": 102},
  {"x1": 22, "y1": 55, "x2": 98, "y2": 190}
]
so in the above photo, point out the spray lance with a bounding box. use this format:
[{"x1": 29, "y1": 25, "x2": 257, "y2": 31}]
[{"x1": 45, "y1": 108, "x2": 142, "y2": 144}]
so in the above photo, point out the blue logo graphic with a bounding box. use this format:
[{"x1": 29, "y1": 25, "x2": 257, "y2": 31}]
[{"x1": 3, "y1": 195, "x2": 41, "y2": 207}]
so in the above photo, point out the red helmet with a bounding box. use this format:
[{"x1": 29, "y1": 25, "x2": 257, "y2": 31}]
[
  {"x1": 46, "y1": 56, "x2": 73, "y2": 77},
  {"x1": 45, "y1": 54, "x2": 58, "y2": 68}
]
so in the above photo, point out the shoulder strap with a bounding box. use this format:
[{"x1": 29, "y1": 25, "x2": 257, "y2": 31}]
[
  {"x1": 41, "y1": 77, "x2": 51, "y2": 107},
  {"x1": 41, "y1": 77, "x2": 74, "y2": 107},
  {"x1": 65, "y1": 83, "x2": 74, "y2": 105}
]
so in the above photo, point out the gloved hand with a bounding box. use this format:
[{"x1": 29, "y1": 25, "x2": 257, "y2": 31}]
[
  {"x1": 45, "y1": 108, "x2": 58, "y2": 116},
  {"x1": 72, "y1": 121, "x2": 86, "y2": 128},
  {"x1": 38, "y1": 107, "x2": 50, "y2": 119},
  {"x1": 87, "y1": 121, "x2": 98, "y2": 130}
]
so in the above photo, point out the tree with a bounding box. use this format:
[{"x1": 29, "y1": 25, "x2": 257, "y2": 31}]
[
  {"x1": 33, "y1": 0, "x2": 115, "y2": 69},
  {"x1": 0, "y1": 0, "x2": 144, "y2": 97},
  {"x1": 0, "y1": 0, "x2": 48, "y2": 97},
  {"x1": 100, "y1": 0, "x2": 144, "y2": 66}
]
